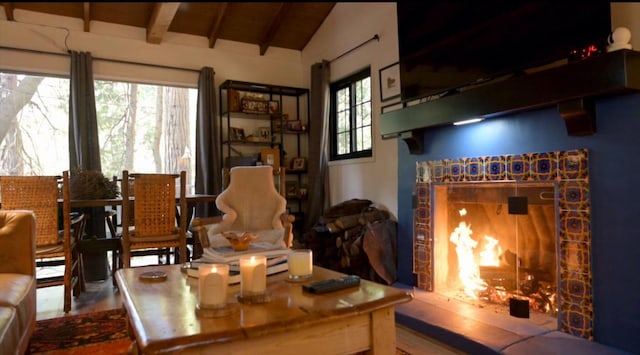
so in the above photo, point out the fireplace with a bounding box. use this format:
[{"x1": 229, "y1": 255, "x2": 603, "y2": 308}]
[
  {"x1": 432, "y1": 182, "x2": 557, "y2": 318},
  {"x1": 413, "y1": 148, "x2": 593, "y2": 340}
]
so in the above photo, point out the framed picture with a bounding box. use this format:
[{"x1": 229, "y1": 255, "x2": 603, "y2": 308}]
[
  {"x1": 269, "y1": 100, "x2": 280, "y2": 114},
  {"x1": 258, "y1": 127, "x2": 271, "y2": 141},
  {"x1": 286, "y1": 181, "x2": 298, "y2": 198},
  {"x1": 260, "y1": 147, "x2": 280, "y2": 167},
  {"x1": 291, "y1": 157, "x2": 307, "y2": 171},
  {"x1": 286, "y1": 120, "x2": 302, "y2": 131},
  {"x1": 230, "y1": 127, "x2": 245, "y2": 141},
  {"x1": 379, "y1": 62, "x2": 401, "y2": 102}
]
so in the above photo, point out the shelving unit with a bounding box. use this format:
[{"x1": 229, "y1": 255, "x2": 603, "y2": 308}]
[{"x1": 219, "y1": 80, "x2": 309, "y2": 239}]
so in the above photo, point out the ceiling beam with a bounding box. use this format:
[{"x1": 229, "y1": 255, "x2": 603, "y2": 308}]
[
  {"x1": 3, "y1": 2, "x2": 14, "y2": 21},
  {"x1": 208, "y1": 2, "x2": 228, "y2": 49},
  {"x1": 259, "y1": 2, "x2": 292, "y2": 56},
  {"x1": 146, "y1": 2, "x2": 180, "y2": 45},
  {"x1": 83, "y1": 2, "x2": 90, "y2": 32}
]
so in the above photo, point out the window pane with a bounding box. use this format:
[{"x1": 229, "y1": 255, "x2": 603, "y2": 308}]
[
  {"x1": 337, "y1": 132, "x2": 350, "y2": 155},
  {"x1": 0, "y1": 73, "x2": 70, "y2": 175},
  {"x1": 337, "y1": 110, "x2": 350, "y2": 133},
  {"x1": 95, "y1": 80, "x2": 197, "y2": 192},
  {"x1": 337, "y1": 87, "x2": 349, "y2": 111}
]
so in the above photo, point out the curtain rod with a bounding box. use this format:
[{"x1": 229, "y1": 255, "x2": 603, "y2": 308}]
[
  {"x1": 0, "y1": 45, "x2": 201, "y2": 74},
  {"x1": 329, "y1": 34, "x2": 379, "y2": 63}
]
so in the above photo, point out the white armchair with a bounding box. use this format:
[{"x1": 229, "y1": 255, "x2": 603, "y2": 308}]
[{"x1": 192, "y1": 165, "x2": 294, "y2": 250}]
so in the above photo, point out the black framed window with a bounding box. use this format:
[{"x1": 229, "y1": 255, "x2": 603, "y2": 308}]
[{"x1": 329, "y1": 68, "x2": 372, "y2": 161}]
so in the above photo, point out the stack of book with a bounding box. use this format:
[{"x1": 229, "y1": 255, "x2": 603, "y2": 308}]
[{"x1": 186, "y1": 243, "x2": 291, "y2": 284}]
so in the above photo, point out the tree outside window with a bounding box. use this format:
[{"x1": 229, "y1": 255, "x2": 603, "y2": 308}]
[{"x1": 0, "y1": 72, "x2": 196, "y2": 192}]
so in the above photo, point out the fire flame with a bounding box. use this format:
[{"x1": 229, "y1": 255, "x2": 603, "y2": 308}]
[
  {"x1": 479, "y1": 236, "x2": 502, "y2": 267},
  {"x1": 449, "y1": 221, "x2": 487, "y2": 298}
]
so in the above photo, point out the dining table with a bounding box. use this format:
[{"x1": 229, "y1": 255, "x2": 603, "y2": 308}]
[{"x1": 70, "y1": 194, "x2": 217, "y2": 282}]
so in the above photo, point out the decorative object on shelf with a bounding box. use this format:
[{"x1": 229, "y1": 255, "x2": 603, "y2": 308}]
[
  {"x1": 286, "y1": 119, "x2": 303, "y2": 131},
  {"x1": 379, "y1": 62, "x2": 401, "y2": 102},
  {"x1": 230, "y1": 127, "x2": 245, "y2": 141},
  {"x1": 607, "y1": 26, "x2": 633, "y2": 52},
  {"x1": 286, "y1": 181, "x2": 298, "y2": 198},
  {"x1": 241, "y1": 98, "x2": 269, "y2": 114},
  {"x1": 299, "y1": 185, "x2": 308, "y2": 199},
  {"x1": 228, "y1": 88, "x2": 241, "y2": 112},
  {"x1": 260, "y1": 147, "x2": 280, "y2": 167},
  {"x1": 291, "y1": 157, "x2": 307, "y2": 171},
  {"x1": 258, "y1": 127, "x2": 271, "y2": 141},
  {"x1": 269, "y1": 100, "x2": 280, "y2": 114},
  {"x1": 69, "y1": 168, "x2": 119, "y2": 200}
]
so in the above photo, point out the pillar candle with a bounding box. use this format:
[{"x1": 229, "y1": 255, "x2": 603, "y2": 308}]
[
  {"x1": 240, "y1": 255, "x2": 267, "y2": 295},
  {"x1": 288, "y1": 249, "x2": 313, "y2": 277},
  {"x1": 198, "y1": 264, "x2": 229, "y2": 308}
]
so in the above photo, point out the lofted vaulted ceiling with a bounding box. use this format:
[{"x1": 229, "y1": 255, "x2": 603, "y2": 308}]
[{"x1": 1, "y1": 2, "x2": 336, "y2": 55}]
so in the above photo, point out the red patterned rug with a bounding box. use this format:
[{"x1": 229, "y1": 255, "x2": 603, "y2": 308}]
[
  {"x1": 30, "y1": 308, "x2": 411, "y2": 354},
  {"x1": 30, "y1": 308, "x2": 132, "y2": 354}
]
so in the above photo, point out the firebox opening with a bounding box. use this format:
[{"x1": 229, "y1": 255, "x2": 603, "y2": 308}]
[{"x1": 433, "y1": 182, "x2": 558, "y2": 319}]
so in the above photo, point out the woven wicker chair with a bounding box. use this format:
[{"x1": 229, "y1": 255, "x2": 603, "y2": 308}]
[
  {"x1": 0, "y1": 171, "x2": 86, "y2": 313},
  {"x1": 120, "y1": 170, "x2": 187, "y2": 268}
]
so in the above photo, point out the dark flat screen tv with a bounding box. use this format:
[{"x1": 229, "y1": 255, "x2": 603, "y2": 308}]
[{"x1": 398, "y1": 2, "x2": 612, "y2": 101}]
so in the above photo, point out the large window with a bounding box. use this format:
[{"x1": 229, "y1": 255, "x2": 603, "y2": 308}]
[
  {"x1": 329, "y1": 68, "x2": 372, "y2": 161},
  {"x1": 0, "y1": 72, "x2": 197, "y2": 191}
]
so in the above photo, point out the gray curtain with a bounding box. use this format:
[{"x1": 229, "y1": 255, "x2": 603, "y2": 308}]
[
  {"x1": 194, "y1": 67, "x2": 220, "y2": 217},
  {"x1": 304, "y1": 61, "x2": 331, "y2": 230},
  {"x1": 69, "y1": 51, "x2": 108, "y2": 282},
  {"x1": 69, "y1": 51, "x2": 101, "y2": 171}
]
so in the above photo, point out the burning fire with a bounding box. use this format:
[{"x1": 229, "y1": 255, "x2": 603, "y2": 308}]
[
  {"x1": 449, "y1": 220, "x2": 487, "y2": 298},
  {"x1": 449, "y1": 209, "x2": 503, "y2": 299}
]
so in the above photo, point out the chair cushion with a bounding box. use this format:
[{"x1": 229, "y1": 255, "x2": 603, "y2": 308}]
[
  {"x1": 0, "y1": 307, "x2": 19, "y2": 355},
  {"x1": 0, "y1": 274, "x2": 37, "y2": 340}
]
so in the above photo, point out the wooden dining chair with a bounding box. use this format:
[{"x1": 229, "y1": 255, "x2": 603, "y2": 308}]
[
  {"x1": 0, "y1": 171, "x2": 86, "y2": 313},
  {"x1": 119, "y1": 170, "x2": 187, "y2": 268}
]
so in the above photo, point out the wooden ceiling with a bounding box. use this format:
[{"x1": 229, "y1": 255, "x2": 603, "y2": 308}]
[{"x1": 2, "y1": 2, "x2": 337, "y2": 55}]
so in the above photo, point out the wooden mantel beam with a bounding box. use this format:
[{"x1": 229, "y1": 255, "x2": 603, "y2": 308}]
[{"x1": 147, "y1": 2, "x2": 180, "y2": 45}]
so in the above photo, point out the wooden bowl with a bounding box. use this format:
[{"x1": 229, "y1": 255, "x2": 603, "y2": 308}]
[{"x1": 222, "y1": 232, "x2": 256, "y2": 251}]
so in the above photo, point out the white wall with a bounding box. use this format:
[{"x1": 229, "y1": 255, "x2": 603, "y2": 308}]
[
  {"x1": 0, "y1": 8, "x2": 307, "y2": 89},
  {"x1": 302, "y1": 3, "x2": 399, "y2": 218}
]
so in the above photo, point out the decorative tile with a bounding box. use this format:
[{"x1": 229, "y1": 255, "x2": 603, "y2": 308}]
[
  {"x1": 447, "y1": 158, "x2": 465, "y2": 182},
  {"x1": 559, "y1": 210, "x2": 591, "y2": 243},
  {"x1": 558, "y1": 301, "x2": 594, "y2": 340},
  {"x1": 428, "y1": 160, "x2": 445, "y2": 183},
  {"x1": 485, "y1": 155, "x2": 507, "y2": 180},
  {"x1": 530, "y1": 151, "x2": 558, "y2": 180},
  {"x1": 416, "y1": 161, "x2": 430, "y2": 183},
  {"x1": 558, "y1": 149, "x2": 589, "y2": 180},
  {"x1": 559, "y1": 270, "x2": 592, "y2": 306},
  {"x1": 506, "y1": 154, "x2": 530, "y2": 180},
  {"x1": 464, "y1": 157, "x2": 484, "y2": 181},
  {"x1": 558, "y1": 180, "x2": 590, "y2": 211},
  {"x1": 559, "y1": 240, "x2": 591, "y2": 275}
]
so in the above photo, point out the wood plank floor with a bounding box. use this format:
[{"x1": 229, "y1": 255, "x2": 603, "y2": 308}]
[{"x1": 36, "y1": 256, "x2": 462, "y2": 354}]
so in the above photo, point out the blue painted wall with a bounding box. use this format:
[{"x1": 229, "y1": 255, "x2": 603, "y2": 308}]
[{"x1": 396, "y1": 93, "x2": 640, "y2": 352}]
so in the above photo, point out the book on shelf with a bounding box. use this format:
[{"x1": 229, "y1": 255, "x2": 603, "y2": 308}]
[{"x1": 184, "y1": 258, "x2": 289, "y2": 284}]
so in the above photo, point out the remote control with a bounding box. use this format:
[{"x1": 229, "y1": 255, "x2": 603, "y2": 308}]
[{"x1": 303, "y1": 275, "x2": 361, "y2": 294}]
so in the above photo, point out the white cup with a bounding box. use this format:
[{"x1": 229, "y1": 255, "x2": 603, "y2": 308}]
[{"x1": 288, "y1": 249, "x2": 313, "y2": 280}]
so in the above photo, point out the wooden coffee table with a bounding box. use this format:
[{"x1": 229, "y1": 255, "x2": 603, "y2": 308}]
[{"x1": 115, "y1": 264, "x2": 412, "y2": 354}]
